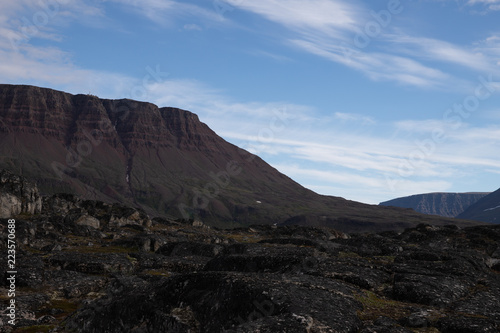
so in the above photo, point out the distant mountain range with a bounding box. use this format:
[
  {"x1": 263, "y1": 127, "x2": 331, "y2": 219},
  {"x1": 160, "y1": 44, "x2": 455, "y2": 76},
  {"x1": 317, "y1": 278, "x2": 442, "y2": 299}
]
[
  {"x1": 0, "y1": 84, "x2": 486, "y2": 231},
  {"x1": 380, "y1": 192, "x2": 490, "y2": 217}
]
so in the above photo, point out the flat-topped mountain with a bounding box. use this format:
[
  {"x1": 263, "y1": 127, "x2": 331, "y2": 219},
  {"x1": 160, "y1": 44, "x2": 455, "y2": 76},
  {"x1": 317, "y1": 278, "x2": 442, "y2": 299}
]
[
  {"x1": 380, "y1": 192, "x2": 490, "y2": 218},
  {"x1": 0, "y1": 84, "x2": 484, "y2": 231}
]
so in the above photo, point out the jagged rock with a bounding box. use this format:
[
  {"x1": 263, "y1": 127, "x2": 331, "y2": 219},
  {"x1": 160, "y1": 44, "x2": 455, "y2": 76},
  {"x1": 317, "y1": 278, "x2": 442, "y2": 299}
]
[
  {"x1": 43, "y1": 270, "x2": 109, "y2": 298},
  {"x1": 486, "y1": 258, "x2": 500, "y2": 271},
  {"x1": 42, "y1": 193, "x2": 82, "y2": 215},
  {"x1": 436, "y1": 316, "x2": 498, "y2": 332},
  {"x1": 37, "y1": 315, "x2": 57, "y2": 324},
  {"x1": 111, "y1": 233, "x2": 167, "y2": 252},
  {"x1": 46, "y1": 252, "x2": 135, "y2": 275},
  {"x1": 0, "y1": 169, "x2": 41, "y2": 218},
  {"x1": 361, "y1": 316, "x2": 413, "y2": 333},
  {"x1": 157, "y1": 241, "x2": 224, "y2": 258},
  {"x1": 65, "y1": 272, "x2": 363, "y2": 333},
  {"x1": 108, "y1": 205, "x2": 151, "y2": 228},
  {"x1": 205, "y1": 244, "x2": 321, "y2": 274},
  {"x1": 64, "y1": 208, "x2": 100, "y2": 229},
  {"x1": 400, "y1": 311, "x2": 431, "y2": 328}
]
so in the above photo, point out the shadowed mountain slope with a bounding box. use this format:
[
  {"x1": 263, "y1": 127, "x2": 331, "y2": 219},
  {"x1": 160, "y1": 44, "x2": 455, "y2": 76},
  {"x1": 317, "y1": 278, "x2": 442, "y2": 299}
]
[
  {"x1": 458, "y1": 188, "x2": 500, "y2": 223},
  {"x1": 0, "y1": 84, "x2": 485, "y2": 231},
  {"x1": 380, "y1": 192, "x2": 490, "y2": 218}
]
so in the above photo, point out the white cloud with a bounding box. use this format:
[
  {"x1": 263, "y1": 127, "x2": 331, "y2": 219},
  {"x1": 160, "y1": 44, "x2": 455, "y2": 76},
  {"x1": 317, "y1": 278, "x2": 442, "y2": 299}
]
[
  {"x1": 467, "y1": 0, "x2": 500, "y2": 11},
  {"x1": 227, "y1": 0, "x2": 473, "y2": 89},
  {"x1": 390, "y1": 35, "x2": 496, "y2": 72},
  {"x1": 292, "y1": 37, "x2": 454, "y2": 88},
  {"x1": 334, "y1": 112, "x2": 375, "y2": 124},
  {"x1": 183, "y1": 23, "x2": 202, "y2": 31},
  {"x1": 227, "y1": 0, "x2": 500, "y2": 91},
  {"x1": 107, "y1": 0, "x2": 221, "y2": 26},
  {"x1": 273, "y1": 163, "x2": 453, "y2": 204},
  {"x1": 0, "y1": 1, "x2": 134, "y2": 97},
  {"x1": 232, "y1": 0, "x2": 361, "y2": 37}
]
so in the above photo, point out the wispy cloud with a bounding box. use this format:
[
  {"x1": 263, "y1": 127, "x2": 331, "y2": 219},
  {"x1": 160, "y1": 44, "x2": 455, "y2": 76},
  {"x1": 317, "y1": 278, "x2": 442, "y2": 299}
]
[
  {"x1": 334, "y1": 112, "x2": 375, "y2": 124},
  {"x1": 467, "y1": 0, "x2": 500, "y2": 11},
  {"x1": 390, "y1": 35, "x2": 495, "y2": 72},
  {"x1": 233, "y1": 0, "x2": 361, "y2": 37},
  {"x1": 107, "y1": 0, "x2": 221, "y2": 26},
  {"x1": 228, "y1": 0, "x2": 500, "y2": 91}
]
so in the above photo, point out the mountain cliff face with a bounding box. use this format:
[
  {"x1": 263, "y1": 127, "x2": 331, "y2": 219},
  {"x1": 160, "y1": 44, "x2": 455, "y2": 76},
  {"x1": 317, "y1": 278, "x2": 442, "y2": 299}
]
[
  {"x1": 380, "y1": 192, "x2": 490, "y2": 218},
  {"x1": 0, "y1": 84, "x2": 484, "y2": 231},
  {"x1": 458, "y1": 188, "x2": 500, "y2": 223}
]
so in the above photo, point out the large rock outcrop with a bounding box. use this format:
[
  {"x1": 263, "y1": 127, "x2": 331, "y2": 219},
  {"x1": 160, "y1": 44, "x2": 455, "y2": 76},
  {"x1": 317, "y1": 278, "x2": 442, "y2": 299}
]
[{"x1": 0, "y1": 169, "x2": 41, "y2": 218}]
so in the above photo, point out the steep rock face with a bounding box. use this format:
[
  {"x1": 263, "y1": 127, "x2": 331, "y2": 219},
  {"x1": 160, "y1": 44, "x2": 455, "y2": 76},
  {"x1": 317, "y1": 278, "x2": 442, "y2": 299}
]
[
  {"x1": 0, "y1": 169, "x2": 41, "y2": 218},
  {"x1": 458, "y1": 188, "x2": 500, "y2": 223},
  {"x1": 0, "y1": 84, "x2": 485, "y2": 230},
  {"x1": 380, "y1": 192, "x2": 489, "y2": 218}
]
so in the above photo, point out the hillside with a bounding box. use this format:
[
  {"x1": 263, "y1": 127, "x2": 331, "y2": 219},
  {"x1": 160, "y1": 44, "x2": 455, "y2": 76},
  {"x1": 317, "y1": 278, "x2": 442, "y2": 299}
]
[
  {"x1": 458, "y1": 188, "x2": 500, "y2": 223},
  {"x1": 0, "y1": 84, "x2": 485, "y2": 231},
  {"x1": 380, "y1": 192, "x2": 490, "y2": 218}
]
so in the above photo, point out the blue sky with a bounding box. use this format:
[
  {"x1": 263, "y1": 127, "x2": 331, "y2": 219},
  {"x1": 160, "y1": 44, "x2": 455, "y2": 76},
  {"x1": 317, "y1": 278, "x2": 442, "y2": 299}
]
[{"x1": 1, "y1": 0, "x2": 500, "y2": 204}]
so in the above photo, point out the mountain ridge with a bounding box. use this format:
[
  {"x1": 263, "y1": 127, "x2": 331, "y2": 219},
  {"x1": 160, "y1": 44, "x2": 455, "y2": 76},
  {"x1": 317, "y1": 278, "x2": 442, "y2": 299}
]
[
  {"x1": 380, "y1": 192, "x2": 491, "y2": 218},
  {"x1": 0, "y1": 84, "x2": 486, "y2": 231},
  {"x1": 458, "y1": 188, "x2": 500, "y2": 223}
]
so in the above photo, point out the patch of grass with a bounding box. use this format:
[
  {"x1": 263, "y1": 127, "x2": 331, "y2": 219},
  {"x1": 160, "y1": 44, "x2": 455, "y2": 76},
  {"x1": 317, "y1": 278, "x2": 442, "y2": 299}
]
[
  {"x1": 338, "y1": 251, "x2": 361, "y2": 259},
  {"x1": 63, "y1": 245, "x2": 137, "y2": 254},
  {"x1": 409, "y1": 328, "x2": 440, "y2": 333},
  {"x1": 14, "y1": 212, "x2": 40, "y2": 220},
  {"x1": 372, "y1": 255, "x2": 396, "y2": 264},
  {"x1": 142, "y1": 269, "x2": 172, "y2": 277},
  {"x1": 222, "y1": 233, "x2": 263, "y2": 243},
  {"x1": 355, "y1": 290, "x2": 411, "y2": 322},
  {"x1": 38, "y1": 299, "x2": 79, "y2": 321},
  {"x1": 14, "y1": 325, "x2": 56, "y2": 333},
  {"x1": 126, "y1": 254, "x2": 138, "y2": 264},
  {"x1": 456, "y1": 312, "x2": 490, "y2": 320},
  {"x1": 24, "y1": 247, "x2": 45, "y2": 254}
]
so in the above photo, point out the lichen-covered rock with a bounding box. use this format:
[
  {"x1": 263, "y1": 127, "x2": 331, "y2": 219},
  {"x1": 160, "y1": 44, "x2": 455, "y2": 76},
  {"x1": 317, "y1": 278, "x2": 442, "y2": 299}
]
[
  {"x1": 436, "y1": 316, "x2": 498, "y2": 332},
  {"x1": 1, "y1": 185, "x2": 499, "y2": 332},
  {"x1": 157, "y1": 241, "x2": 224, "y2": 258},
  {"x1": 65, "y1": 272, "x2": 363, "y2": 333},
  {"x1": 46, "y1": 252, "x2": 135, "y2": 274}
]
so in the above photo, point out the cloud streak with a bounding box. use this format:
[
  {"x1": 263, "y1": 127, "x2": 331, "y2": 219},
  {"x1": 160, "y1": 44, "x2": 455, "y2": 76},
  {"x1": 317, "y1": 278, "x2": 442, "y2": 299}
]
[{"x1": 227, "y1": 0, "x2": 500, "y2": 91}]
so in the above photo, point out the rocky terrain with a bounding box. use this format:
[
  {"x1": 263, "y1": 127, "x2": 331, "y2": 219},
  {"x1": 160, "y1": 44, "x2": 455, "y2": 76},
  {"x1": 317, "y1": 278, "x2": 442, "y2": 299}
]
[
  {"x1": 380, "y1": 192, "x2": 490, "y2": 218},
  {"x1": 1, "y1": 170, "x2": 499, "y2": 332},
  {"x1": 0, "y1": 84, "x2": 482, "y2": 231},
  {"x1": 458, "y1": 188, "x2": 500, "y2": 223}
]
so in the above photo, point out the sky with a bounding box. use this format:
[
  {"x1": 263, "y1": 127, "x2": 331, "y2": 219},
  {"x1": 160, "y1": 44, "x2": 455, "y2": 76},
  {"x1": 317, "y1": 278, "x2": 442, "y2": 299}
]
[{"x1": 1, "y1": 0, "x2": 500, "y2": 204}]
